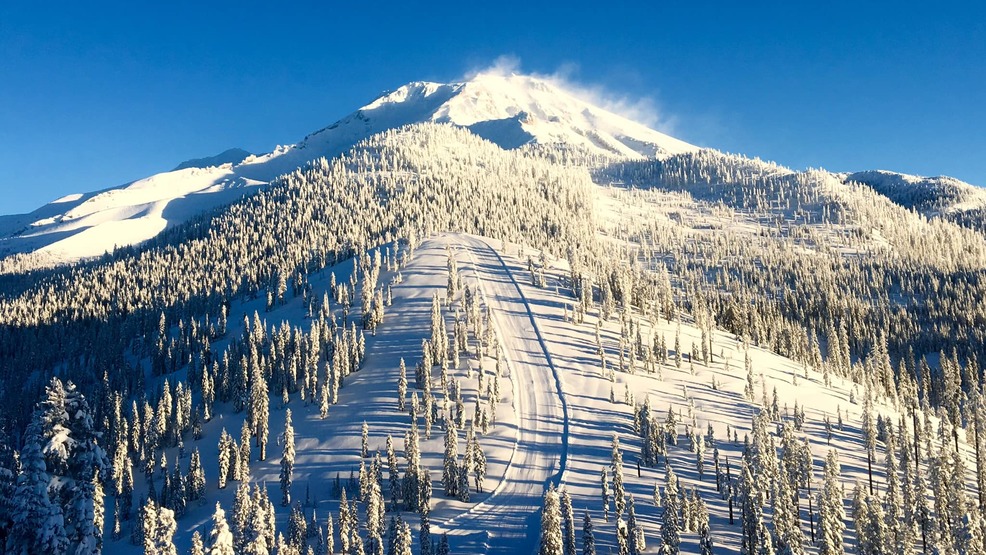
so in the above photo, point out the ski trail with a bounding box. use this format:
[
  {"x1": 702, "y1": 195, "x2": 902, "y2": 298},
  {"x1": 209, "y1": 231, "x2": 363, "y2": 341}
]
[{"x1": 436, "y1": 234, "x2": 570, "y2": 554}]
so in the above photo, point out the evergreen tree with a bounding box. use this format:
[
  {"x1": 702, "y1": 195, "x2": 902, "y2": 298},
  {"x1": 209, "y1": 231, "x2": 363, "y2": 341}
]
[
  {"x1": 659, "y1": 465, "x2": 681, "y2": 555},
  {"x1": 8, "y1": 418, "x2": 69, "y2": 555},
  {"x1": 852, "y1": 484, "x2": 887, "y2": 555},
  {"x1": 818, "y1": 451, "x2": 845, "y2": 555},
  {"x1": 612, "y1": 435, "x2": 626, "y2": 518},
  {"x1": 419, "y1": 512, "x2": 432, "y2": 555},
  {"x1": 249, "y1": 367, "x2": 270, "y2": 461},
  {"x1": 281, "y1": 409, "x2": 296, "y2": 507},
  {"x1": 394, "y1": 517, "x2": 412, "y2": 555},
  {"x1": 218, "y1": 428, "x2": 232, "y2": 489},
  {"x1": 582, "y1": 511, "x2": 596, "y2": 555},
  {"x1": 437, "y1": 533, "x2": 450, "y2": 555},
  {"x1": 773, "y1": 467, "x2": 804, "y2": 555},
  {"x1": 189, "y1": 448, "x2": 206, "y2": 502},
  {"x1": 600, "y1": 468, "x2": 610, "y2": 522},
  {"x1": 207, "y1": 503, "x2": 235, "y2": 555},
  {"x1": 325, "y1": 512, "x2": 334, "y2": 555},
  {"x1": 560, "y1": 489, "x2": 576, "y2": 555},
  {"x1": 150, "y1": 503, "x2": 179, "y2": 555},
  {"x1": 397, "y1": 359, "x2": 407, "y2": 413},
  {"x1": 539, "y1": 486, "x2": 563, "y2": 555},
  {"x1": 443, "y1": 420, "x2": 459, "y2": 498}
]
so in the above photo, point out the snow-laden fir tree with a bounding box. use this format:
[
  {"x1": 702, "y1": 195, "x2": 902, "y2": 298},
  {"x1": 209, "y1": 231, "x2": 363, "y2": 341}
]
[
  {"x1": 582, "y1": 511, "x2": 595, "y2": 555},
  {"x1": 852, "y1": 483, "x2": 887, "y2": 555},
  {"x1": 394, "y1": 517, "x2": 413, "y2": 555},
  {"x1": 281, "y1": 409, "x2": 296, "y2": 506},
  {"x1": 207, "y1": 503, "x2": 235, "y2": 555},
  {"x1": 288, "y1": 502, "x2": 308, "y2": 551},
  {"x1": 8, "y1": 418, "x2": 68, "y2": 555},
  {"x1": 612, "y1": 435, "x2": 626, "y2": 518},
  {"x1": 419, "y1": 512, "x2": 432, "y2": 555},
  {"x1": 539, "y1": 486, "x2": 563, "y2": 555},
  {"x1": 659, "y1": 465, "x2": 681, "y2": 555},
  {"x1": 773, "y1": 463, "x2": 804, "y2": 555},
  {"x1": 818, "y1": 450, "x2": 845, "y2": 555},
  {"x1": 218, "y1": 428, "x2": 232, "y2": 489},
  {"x1": 560, "y1": 489, "x2": 576, "y2": 555},
  {"x1": 249, "y1": 366, "x2": 270, "y2": 461},
  {"x1": 190, "y1": 530, "x2": 205, "y2": 555},
  {"x1": 600, "y1": 468, "x2": 610, "y2": 522},
  {"x1": 443, "y1": 419, "x2": 459, "y2": 497},
  {"x1": 189, "y1": 448, "x2": 206, "y2": 502},
  {"x1": 397, "y1": 358, "x2": 408, "y2": 412}
]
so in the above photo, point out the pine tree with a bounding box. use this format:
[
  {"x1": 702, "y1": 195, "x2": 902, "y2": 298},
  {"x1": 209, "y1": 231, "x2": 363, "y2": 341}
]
[
  {"x1": 853, "y1": 482, "x2": 887, "y2": 555},
  {"x1": 582, "y1": 511, "x2": 596, "y2": 555},
  {"x1": 698, "y1": 499, "x2": 714, "y2": 555},
  {"x1": 397, "y1": 359, "x2": 408, "y2": 412},
  {"x1": 150, "y1": 504, "x2": 179, "y2": 555},
  {"x1": 184, "y1": 448, "x2": 205, "y2": 504},
  {"x1": 325, "y1": 512, "x2": 335, "y2": 555},
  {"x1": 659, "y1": 465, "x2": 681, "y2": 555},
  {"x1": 250, "y1": 367, "x2": 270, "y2": 461},
  {"x1": 472, "y1": 436, "x2": 487, "y2": 493},
  {"x1": 443, "y1": 420, "x2": 459, "y2": 497},
  {"x1": 539, "y1": 487, "x2": 563, "y2": 555},
  {"x1": 437, "y1": 533, "x2": 450, "y2": 555},
  {"x1": 612, "y1": 435, "x2": 626, "y2": 518},
  {"x1": 773, "y1": 466, "x2": 804, "y2": 555},
  {"x1": 288, "y1": 502, "x2": 308, "y2": 550},
  {"x1": 394, "y1": 517, "x2": 412, "y2": 555},
  {"x1": 8, "y1": 418, "x2": 68, "y2": 555},
  {"x1": 818, "y1": 451, "x2": 845, "y2": 555},
  {"x1": 419, "y1": 512, "x2": 432, "y2": 555},
  {"x1": 218, "y1": 428, "x2": 232, "y2": 489},
  {"x1": 281, "y1": 409, "x2": 296, "y2": 506},
  {"x1": 600, "y1": 468, "x2": 610, "y2": 522},
  {"x1": 191, "y1": 531, "x2": 205, "y2": 555},
  {"x1": 207, "y1": 503, "x2": 235, "y2": 555},
  {"x1": 560, "y1": 489, "x2": 576, "y2": 555}
]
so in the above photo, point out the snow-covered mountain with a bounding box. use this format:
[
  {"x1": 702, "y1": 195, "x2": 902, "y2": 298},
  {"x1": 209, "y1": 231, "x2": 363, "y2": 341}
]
[
  {"x1": 4, "y1": 100, "x2": 986, "y2": 555},
  {"x1": 0, "y1": 73, "x2": 696, "y2": 269}
]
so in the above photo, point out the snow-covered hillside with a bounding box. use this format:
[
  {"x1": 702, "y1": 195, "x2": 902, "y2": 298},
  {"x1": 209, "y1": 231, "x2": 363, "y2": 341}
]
[
  {"x1": 78, "y1": 231, "x2": 970, "y2": 555},
  {"x1": 0, "y1": 73, "x2": 695, "y2": 269},
  {"x1": 843, "y1": 169, "x2": 986, "y2": 216},
  {"x1": 3, "y1": 115, "x2": 986, "y2": 555}
]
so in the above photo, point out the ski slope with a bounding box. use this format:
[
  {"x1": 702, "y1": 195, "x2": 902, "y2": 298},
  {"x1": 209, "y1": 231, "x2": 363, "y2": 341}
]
[
  {"x1": 98, "y1": 231, "x2": 978, "y2": 555},
  {"x1": 436, "y1": 235, "x2": 569, "y2": 554}
]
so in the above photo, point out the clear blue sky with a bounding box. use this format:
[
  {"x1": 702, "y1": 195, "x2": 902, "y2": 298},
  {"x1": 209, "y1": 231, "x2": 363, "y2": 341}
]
[{"x1": 1, "y1": 1, "x2": 983, "y2": 214}]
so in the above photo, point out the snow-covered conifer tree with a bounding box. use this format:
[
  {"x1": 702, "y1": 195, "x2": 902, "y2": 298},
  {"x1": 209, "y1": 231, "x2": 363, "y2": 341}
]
[
  {"x1": 207, "y1": 503, "x2": 235, "y2": 555},
  {"x1": 818, "y1": 451, "x2": 845, "y2": 555},
  {"x1": 582, "y1": 511, "x2": 595, "y2": 555},
  {"x1": 539, "y1": 487, "x2": 563, "y2": 555},
  {"x1": 281, "y1": 409, "x2": 296, "y2": 506}
]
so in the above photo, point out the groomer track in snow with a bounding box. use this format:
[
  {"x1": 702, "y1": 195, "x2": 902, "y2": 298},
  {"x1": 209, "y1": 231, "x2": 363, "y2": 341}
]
[{"x1": 436, "y1": 234, "x2": 570, "y2": 554}]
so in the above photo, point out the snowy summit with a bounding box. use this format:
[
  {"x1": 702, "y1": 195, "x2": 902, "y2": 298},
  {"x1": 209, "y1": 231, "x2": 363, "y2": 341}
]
[{"x1": 0, "y1": 73, "x2": 695, "y2": 268}]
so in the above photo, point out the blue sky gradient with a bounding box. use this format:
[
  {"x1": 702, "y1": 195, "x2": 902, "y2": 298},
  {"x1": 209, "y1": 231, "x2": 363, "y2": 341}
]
[{"x1": 1, "y1": 1, "x2": 983, "y2": 213}]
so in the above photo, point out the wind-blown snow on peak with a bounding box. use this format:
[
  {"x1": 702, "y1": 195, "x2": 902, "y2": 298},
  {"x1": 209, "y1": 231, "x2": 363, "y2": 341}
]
[
  {"x1": 435, "y1": 72, "x2": 697, "y2": 157},
  {"x1": 0, "y1": 72, "x2": 695, "y2": 268}
]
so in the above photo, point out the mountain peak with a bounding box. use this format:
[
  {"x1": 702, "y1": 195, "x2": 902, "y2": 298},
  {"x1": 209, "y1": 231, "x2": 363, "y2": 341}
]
[
  {"x1": 0, "y1": 73, "x2": 697, "y2": 267},
  {"x1": 355, "y1": 72, "x2": 698, "y2": 159}
]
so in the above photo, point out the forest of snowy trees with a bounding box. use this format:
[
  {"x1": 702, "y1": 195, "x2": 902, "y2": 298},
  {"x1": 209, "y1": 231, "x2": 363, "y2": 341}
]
[{"x1": 1, "y1": 122, "x2": 986, "y2": 553}]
